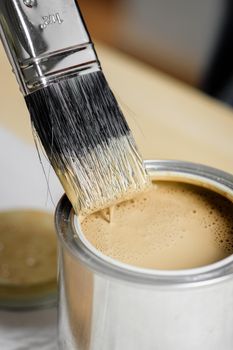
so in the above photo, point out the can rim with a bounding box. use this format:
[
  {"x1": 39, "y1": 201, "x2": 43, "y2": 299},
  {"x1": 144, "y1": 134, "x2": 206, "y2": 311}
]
[{"x1": 55, "y1": 160, "x2": 233, "y2": 287}]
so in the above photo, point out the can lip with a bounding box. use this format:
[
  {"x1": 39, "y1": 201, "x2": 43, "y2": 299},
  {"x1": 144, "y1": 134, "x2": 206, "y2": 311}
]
[{"x1": 55, "y1": 160, "x2": 233, "y2": 287}]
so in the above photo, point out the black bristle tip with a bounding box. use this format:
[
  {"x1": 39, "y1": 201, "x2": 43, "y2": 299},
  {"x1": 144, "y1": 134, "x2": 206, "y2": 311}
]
[
  {"x1": 25, "y1": 70, "x2": 148, "y2": 214},
  {"x1": 25, "y1": 71, "x2": 130, "y2": 162}
]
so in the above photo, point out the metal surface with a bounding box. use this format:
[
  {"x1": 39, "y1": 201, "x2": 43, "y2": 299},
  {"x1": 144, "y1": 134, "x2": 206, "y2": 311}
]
[
  {"x1": 0, "y1": 0, "x2": 100, "y2": 94},
  {"x1": 23, "y1": 0, "x2": 37, "y2": 8},
  {"x1": 55, "y1": 160, "x2": 233, "y2": 350}
]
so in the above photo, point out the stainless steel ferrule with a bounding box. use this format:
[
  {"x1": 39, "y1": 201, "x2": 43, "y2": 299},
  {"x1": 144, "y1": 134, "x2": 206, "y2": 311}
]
[{"x1": 0, "y1": 0, "x2": 100, "y2": 95}]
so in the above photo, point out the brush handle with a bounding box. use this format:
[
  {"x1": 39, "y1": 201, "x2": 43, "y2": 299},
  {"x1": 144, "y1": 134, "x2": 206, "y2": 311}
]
[{"x1": 0, "y1": 0, "x2": 100, "y2": 95}]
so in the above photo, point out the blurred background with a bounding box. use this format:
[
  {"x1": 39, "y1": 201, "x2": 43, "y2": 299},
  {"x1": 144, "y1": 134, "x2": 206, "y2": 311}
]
[{"x1": 78, "y1": 0, "x2": 233, "y2": 106}]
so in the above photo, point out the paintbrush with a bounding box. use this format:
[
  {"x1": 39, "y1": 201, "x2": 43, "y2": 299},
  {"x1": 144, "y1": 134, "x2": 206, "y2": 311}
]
[{"x1": 0, "y1": 0, "x2": 150, "y2": 215}]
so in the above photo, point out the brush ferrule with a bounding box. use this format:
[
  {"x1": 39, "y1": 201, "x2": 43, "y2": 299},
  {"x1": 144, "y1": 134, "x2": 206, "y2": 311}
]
[{"x1": 0, "y1": 0, "x2": 100, "y2": 95}]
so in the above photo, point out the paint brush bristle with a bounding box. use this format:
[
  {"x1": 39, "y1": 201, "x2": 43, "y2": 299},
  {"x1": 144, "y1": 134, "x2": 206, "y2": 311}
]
[{"x1": 26, "y1": 70, "x2": 150, "y2": 215}]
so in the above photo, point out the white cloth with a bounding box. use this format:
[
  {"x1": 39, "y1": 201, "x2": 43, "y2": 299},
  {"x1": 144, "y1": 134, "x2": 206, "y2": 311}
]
[{"x1": 0, "y1": 127, "x2": 63, "y2": 211}]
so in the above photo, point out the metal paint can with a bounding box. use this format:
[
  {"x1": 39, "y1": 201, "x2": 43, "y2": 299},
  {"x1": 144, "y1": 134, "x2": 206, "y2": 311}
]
[{"x1": 55, "y1": 160, "x2": 233, "y2": 350}]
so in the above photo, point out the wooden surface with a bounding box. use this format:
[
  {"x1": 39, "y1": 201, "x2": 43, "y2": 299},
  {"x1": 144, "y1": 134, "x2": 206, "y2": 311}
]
[{"x1": 0, "y1": 42, "x2": 233, "y2": 174}]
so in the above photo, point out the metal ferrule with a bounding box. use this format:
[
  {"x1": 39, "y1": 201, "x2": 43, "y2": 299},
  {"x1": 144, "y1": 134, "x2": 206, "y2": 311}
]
[{"x1": 0, "y1": 0, "x2": 100, "y2": 95}]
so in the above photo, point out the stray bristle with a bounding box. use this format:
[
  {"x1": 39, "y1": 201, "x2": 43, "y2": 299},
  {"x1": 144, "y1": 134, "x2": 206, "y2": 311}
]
[{"x1": 25, "y1": 71, "x2": 150, "y2": 215}]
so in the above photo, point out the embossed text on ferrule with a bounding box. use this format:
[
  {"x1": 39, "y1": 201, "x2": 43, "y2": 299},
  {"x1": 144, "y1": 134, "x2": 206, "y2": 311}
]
[{"x1": 40, "y1": 13, "x2": 63, "y2": 30}]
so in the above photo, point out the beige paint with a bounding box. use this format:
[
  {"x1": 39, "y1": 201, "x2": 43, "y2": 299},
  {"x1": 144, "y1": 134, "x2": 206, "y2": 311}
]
[{"x1": 82, "y1": 181, "x2": 233, "y2": 270}]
